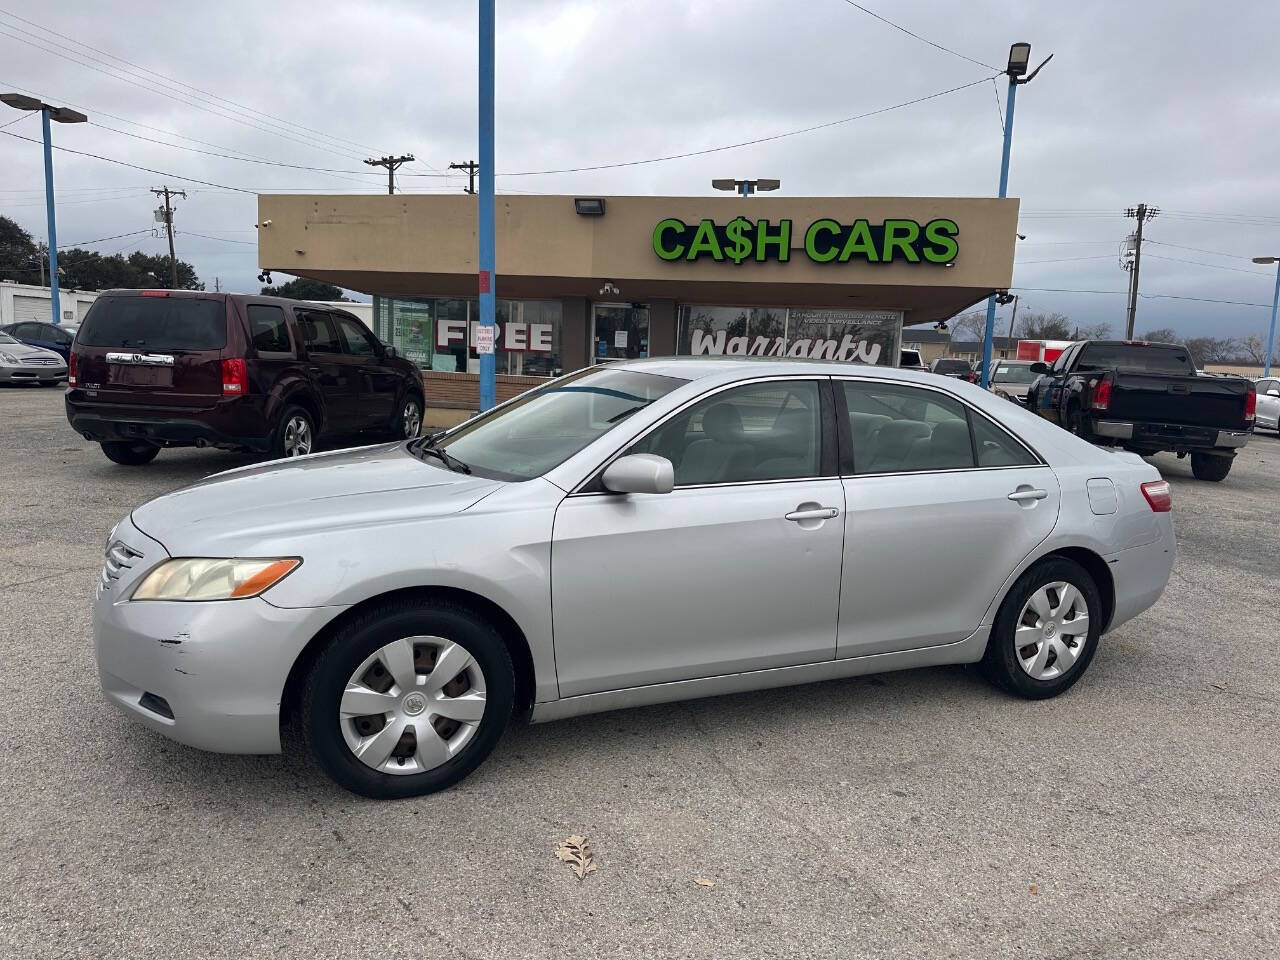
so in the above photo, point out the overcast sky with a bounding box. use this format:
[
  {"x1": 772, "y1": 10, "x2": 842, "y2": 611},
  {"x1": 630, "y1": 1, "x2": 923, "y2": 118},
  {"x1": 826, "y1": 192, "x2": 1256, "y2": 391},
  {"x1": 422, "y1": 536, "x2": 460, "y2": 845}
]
[{"x1": 2, "y1": 0, "x2": 1279, "y2": 340}]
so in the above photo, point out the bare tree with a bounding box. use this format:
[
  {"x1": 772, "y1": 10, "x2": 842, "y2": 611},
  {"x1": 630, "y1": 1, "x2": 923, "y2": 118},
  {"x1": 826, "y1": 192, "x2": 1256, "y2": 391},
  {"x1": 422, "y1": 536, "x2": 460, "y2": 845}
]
[
  {"x1": 1016, "y1": 312, "x2": 1073, "y2": 340},
  {"x1": 1240, "y1": 334, "x2": 1276, "y2": 364},
  {"x1": 1078, "y1": 321, "x2": 1113, "y2": 340},
  {"x1": 947, "y1": 311, "x2": 987, "y2": 343},
  {"x1": 1140, "y1": 327, "x2": 1180, "y2": 345},
  {"x1": 1183, "y1": 336, "x2": 1238, "y2": 366}
]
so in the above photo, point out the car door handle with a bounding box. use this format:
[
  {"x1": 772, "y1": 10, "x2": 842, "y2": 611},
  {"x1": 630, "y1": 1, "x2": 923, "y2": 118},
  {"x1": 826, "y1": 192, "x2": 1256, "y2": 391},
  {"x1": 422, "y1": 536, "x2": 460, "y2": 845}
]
[
  {"x1": 1008, "y1": 488, "x2": 1048, "y2": 502},
  {"x1": 785, "y1": 506, "x2": 840, "y2": 522}
]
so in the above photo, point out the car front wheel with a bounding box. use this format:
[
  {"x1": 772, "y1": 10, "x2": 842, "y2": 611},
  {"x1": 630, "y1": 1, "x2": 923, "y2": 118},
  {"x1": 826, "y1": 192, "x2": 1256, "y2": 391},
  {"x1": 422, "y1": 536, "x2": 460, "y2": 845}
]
[
  {"x1": 301, "y1": 600, "x2": 514, "y2": 799},
  {"x1": 981, "y1": 557, "x2": 1102, "y2": 699}
]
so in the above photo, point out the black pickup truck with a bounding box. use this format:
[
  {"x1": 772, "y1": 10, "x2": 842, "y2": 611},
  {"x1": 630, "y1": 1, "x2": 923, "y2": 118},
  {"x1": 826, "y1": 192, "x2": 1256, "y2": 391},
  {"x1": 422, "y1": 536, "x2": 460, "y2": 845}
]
[{"x1": 1026, "y1": 340, "x2": 1256, "y2": 481}]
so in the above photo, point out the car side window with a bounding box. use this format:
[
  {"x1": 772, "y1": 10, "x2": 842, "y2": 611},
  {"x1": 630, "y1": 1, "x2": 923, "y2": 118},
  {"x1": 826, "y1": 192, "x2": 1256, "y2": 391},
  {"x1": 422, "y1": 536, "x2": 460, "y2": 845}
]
[
  {"x1": 247, "y1": 304, "x2": 292, "y2": 354},
  {"x1": 971, "y1": 411, "x2": 1037, "y2": 467},
  {"x1": 333, "y1": 314, "x2": 377, "y2": 357},
  {"x1": 842, "y1": 381, "x2": 974, "y2": 475},
  {"x1": 297, "y1": 311, "x2": 341, "y2": 355},
  {"x1": 627, "y1": 380, "x2": 823, "y2": 486},
  {"x1": 1050, "y1": 346, "x2": 1074, "y2": 374},
  {"x1": 13, "y1": 323, "x2": 37, "y2": 338}
]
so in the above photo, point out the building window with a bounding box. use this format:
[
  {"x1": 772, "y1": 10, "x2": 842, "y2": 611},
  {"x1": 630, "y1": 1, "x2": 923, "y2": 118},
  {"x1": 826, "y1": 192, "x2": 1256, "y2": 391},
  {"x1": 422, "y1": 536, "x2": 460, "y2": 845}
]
[
  {"x1": 677, "y1": 305, "x2": 900, "y2": 366},
  {"x1": 373, "y1": 295, "x2": 563, "y2": 377}
]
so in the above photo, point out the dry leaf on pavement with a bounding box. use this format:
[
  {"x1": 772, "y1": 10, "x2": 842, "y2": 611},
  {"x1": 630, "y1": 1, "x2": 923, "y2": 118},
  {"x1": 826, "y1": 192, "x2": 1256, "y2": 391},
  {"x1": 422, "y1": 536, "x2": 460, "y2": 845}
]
[
  {"x1": 694, "y1": 876, "x2": 716, "y2": 888},
  {"x1": 555, "y1": 835, "x2": 597, "y2": 880}
]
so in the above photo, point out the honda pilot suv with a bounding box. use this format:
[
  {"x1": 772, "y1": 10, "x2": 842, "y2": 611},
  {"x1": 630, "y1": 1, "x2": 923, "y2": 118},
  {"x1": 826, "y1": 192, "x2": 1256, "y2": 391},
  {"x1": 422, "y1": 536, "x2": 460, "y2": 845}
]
[{"x1": 66, "y1": 290, "x2": 425, "y2": 465}]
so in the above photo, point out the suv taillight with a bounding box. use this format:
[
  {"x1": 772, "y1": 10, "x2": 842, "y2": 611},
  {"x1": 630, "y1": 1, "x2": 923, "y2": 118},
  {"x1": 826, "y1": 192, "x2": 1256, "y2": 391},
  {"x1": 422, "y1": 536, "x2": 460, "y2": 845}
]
[
  {"x1": 1141, "y1": 480, "x2": 1172, "y2": 512},
  {"x1": 1244, "y1": 385, "x2": 1256, "y2": 422},
  {"x1": 221, "y1": 357, "x2": 248, "y2": 396},
  {"x1": 68, "y1": 353, "x2": 77, "y2": 387},
  {"x1": 1091, "y1": 377, "x2": 1112, "y2": 411}
]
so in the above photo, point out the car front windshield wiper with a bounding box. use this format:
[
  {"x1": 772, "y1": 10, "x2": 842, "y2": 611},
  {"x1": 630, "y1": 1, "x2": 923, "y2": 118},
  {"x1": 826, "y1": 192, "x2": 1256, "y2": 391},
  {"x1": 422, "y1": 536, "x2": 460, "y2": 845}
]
[{"x1": 407, "y1": 433, "x2": 471, "y2": 474}]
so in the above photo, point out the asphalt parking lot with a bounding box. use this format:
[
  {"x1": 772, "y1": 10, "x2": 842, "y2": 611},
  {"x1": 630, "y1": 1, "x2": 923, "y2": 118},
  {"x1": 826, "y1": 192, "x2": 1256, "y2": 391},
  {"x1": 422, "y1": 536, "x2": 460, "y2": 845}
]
[{"x1": 1, "y1": 384, "x2": 1277, "y2": 959}]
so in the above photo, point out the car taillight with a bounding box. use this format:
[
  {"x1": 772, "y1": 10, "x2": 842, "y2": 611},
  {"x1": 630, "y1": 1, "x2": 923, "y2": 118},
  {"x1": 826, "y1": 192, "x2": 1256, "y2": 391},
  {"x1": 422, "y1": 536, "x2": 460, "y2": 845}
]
[
  {"x1": 221, "y1": 357, "x2": 248, "y2": 395},
  {"x1": 68, "y1": 353, "x2": 77, "y2": 387},
  {"x1": 1244, "y1": 385, "x2": 1256, "y2": 422},
  {"x1": 1141, "y1": 480, "x2": 1172, "y2": 512},
  {"x1": 140, "y1": 290, "x2": 169, "y2": 298},
  {"x1": 1091, "y1": 378, "x2": 1112, "y2": 411}
]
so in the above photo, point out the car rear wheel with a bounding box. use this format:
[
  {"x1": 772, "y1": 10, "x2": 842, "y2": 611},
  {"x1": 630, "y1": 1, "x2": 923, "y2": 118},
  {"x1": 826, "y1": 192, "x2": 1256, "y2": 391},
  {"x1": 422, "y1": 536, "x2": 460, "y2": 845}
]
[
  {"x1": 301, "y1": 600, "x2": 513, "y2": 799},
  {"x1": 981, "y1": 557, "x2": 1102, "y2": 700},
  {"x1": 100, "y1": 440, "x2": 160, "y2": 466},
  {"x1": 271, "y1": 406, "x2": 315, "y2": 459},
  {"x1": 1190, "y1": 452, "x2": 1232, "y2": 481}
]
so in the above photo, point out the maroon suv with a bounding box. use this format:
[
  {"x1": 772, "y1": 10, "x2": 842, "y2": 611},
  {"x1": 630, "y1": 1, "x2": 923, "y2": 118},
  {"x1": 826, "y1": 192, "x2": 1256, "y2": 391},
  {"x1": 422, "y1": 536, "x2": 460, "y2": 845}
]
[{"x1": 66, "y1": 290, "x2": 425, "y2": 465}]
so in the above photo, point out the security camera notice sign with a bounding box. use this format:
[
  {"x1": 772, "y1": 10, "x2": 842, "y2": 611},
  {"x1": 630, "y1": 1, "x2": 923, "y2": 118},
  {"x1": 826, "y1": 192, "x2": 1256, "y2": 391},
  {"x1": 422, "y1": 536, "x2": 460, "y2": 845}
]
[{"x1": 474, "y1": 324, "x2": 496, "y2": 355}]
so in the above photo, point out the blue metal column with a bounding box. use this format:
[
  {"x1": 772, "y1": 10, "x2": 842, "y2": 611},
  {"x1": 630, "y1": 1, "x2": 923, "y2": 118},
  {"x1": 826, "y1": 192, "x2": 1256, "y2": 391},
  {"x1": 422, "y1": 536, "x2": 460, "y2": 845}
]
[
  {"x1": 40, "y1": 107, "x2": 62, "y2": 327},
  {"x1": 1265, "y1": 261, "x2": 1280, "y2": 378},
  {"x1": 477, "y1": 0, "x2": 497, "y2": 411},
  {"x1": 979, "y1": 78, "x2": 1018, "y2": 388}
]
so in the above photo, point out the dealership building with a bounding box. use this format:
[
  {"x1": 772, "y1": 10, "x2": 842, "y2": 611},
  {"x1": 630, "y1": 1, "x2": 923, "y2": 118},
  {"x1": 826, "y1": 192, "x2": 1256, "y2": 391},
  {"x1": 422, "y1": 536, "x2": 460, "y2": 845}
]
[{"x1": 256, "y1": 194, "x2": 1018, "y2": 411}]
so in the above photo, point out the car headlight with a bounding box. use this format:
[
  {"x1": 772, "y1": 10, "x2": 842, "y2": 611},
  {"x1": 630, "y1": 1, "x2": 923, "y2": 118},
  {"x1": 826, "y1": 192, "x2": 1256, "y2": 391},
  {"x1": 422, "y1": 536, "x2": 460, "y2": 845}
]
[
  {"x1": 0, "y1": 352, "x2": 19, "y2": 365},
  {"x1": 132, "y1": 557, "x2": 301, "y2": 601}
]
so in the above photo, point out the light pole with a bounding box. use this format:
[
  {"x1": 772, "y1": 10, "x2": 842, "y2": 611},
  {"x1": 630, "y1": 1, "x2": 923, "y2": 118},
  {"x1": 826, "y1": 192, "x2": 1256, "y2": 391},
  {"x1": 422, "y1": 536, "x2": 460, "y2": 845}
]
[
  {"x1": 978, "y1": 43, "x2": 1050, "y2": 388},
  {"x1": 477, "y1": 0, "x2": 496, "y2": 411},
  {"x1": 712, "y1": 178, "x2": 780, "y2": 198},
  {"x1": 1254, "y1": 256, "x2": 1280, "y2": 377},
  {"x1": 1, "y1": 94, "x2": 87, "y2": 327}
]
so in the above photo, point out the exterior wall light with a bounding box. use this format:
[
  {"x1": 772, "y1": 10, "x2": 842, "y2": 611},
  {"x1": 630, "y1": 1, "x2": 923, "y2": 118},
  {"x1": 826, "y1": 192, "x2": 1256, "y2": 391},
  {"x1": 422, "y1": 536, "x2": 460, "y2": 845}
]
[{"x1": 574, "y1": 198, "x2": 606, "y2": 216}]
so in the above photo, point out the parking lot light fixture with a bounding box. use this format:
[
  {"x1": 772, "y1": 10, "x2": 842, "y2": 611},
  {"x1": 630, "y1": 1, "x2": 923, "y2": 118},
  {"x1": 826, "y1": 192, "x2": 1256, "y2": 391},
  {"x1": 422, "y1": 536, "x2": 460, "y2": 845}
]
[
  {"x1": 712, "y1": 178, "x2": 780, "y2": 198},
  {"x1": 2, "y1": 94, "x2": 88, "y2": 328},
  {"x1": 1253, "y1": 256, "x2": 1280, "y2": 376}
]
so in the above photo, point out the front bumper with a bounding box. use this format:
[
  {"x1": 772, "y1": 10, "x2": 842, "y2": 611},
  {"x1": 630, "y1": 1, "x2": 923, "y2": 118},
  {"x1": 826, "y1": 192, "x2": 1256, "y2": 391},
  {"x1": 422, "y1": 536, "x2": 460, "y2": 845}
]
[
  {"x1": 94, "y1": 518, "x2": 347, "y2": 754},
  {"x1": 0, "y1": 364, "x2": 65, "y2": 383}
]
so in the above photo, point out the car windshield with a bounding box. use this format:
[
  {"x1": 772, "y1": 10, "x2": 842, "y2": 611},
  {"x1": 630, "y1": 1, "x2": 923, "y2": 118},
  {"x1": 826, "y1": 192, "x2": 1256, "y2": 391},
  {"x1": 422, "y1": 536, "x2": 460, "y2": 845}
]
[
  {"x1": 0, "y1": 333, "x2": 17, "y2": 345},
  {"x1": 422, "y1": 366, "x2": 687, "y2": 481},
  {"x1": 992, "y1": 363, "x2": 1038, "y2": 384},
  {"x1": 1077, "y1": 342, "x2": 1193, "y2": 374},
  {"x1": 78, "y1": 296, "x2": 227, "y2": 350}
]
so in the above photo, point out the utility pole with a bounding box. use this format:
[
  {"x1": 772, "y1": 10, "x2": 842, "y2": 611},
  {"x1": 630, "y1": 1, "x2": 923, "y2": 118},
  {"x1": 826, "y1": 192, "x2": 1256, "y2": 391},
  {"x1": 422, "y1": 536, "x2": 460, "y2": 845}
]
[
  {"x1": 151, "y1": 186, "x2": 186, "y2": 288},
  {"x1": 1004, "y1": 294, "x2": 1020, "y2": 357},
  {"x1": 364, "y1": 154, "x2": 416, "y2": 194},
  {"x1": 214, "y1": 276, "x2": 221, "y2": 292},
  {"x1": 449, "y1": 160, "x2": 479, "y2": 194},
  {"x1": 477, "y1": 0, "x2": 496, "y2": 411},
  {"x1": 1123, "y1": 203, "x2": 1158, "y2": 339}
]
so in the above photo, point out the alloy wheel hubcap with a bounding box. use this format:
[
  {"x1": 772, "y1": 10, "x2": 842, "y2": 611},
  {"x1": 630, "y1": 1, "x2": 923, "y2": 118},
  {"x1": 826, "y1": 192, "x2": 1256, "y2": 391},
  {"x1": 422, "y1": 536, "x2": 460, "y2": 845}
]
[
  {"x1": 284, "y1": 417, "x2": 312, "y2": 457},
  {"x1": 1015, "y1": 581, "x2": 1089, "y2": 681},
  {"x1": 403, "y1": 401, "x2": 421, "y2": 439},
  {"x1": 339, "y1": 636, "x2": 487, "y2": 775}
]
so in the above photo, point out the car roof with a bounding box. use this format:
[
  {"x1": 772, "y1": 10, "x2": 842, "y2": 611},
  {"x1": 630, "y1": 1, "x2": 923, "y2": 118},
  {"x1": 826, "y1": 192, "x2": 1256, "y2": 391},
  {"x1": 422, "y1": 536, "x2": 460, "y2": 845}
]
[{"x1": 613, "y1": 356, "x2": 963, "y2": 384}]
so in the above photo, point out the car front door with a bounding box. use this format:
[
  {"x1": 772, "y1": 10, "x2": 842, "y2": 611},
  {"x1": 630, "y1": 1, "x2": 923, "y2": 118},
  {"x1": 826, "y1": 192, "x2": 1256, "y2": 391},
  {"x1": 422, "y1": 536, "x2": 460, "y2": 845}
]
[
  {"x1": 1255, "y1": 379, "x2": 1280, "y2": 428},
  {"x1": 550, "y1": 378, "x2": 845, "y2": 697},
  {"x1": 836, "y1": 378, "x2": 1061, "y2": 658},
  {"x1": 332, "y1": 312, "x2": 399, "y2": 427},
  {"x1": 295, "y1": 309, "x2": 358, "y2": 434}
]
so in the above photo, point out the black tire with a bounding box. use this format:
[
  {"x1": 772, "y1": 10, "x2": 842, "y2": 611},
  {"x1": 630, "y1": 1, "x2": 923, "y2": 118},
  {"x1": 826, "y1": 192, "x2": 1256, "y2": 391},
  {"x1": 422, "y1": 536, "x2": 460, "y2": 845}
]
[
  {"x1": 392, "y1": 392, "x2": 424, "y2": 440},
  {"x1": 38, "y1": 379, "x2": 61, "y2": 387},
  {"x1": 301, "y1": 599, "x2": 514, "y2": 799},
  {"x1": 100, "y1": 440, "x2": 160, "y2": 466},
  {"x1": 980, "y1": 557, "x2": 1103, "y2": 700},
  {"x1": 270, "y1": 405, "x2": 316, "y2": 459},
  {"x1": 1065, "y1": 405, "x2": 1086, "y2": 439},
  {"x1": 1190, "y1": 452, "x2": 1232, "y2": 481}
]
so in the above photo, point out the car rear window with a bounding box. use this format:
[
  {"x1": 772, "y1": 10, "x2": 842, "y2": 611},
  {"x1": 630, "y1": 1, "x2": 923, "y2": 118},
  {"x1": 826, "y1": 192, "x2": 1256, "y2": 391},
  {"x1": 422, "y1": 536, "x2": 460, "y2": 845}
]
[
  {"x1": 78, "y1": 297, "x2": 227, "y2": 350},
  {"x1": 933, "y1": 360, "x2": 970, "y2": 373},
  {"x1": 1077, "y1": 342, "x2": 1192, "y2": 374}
]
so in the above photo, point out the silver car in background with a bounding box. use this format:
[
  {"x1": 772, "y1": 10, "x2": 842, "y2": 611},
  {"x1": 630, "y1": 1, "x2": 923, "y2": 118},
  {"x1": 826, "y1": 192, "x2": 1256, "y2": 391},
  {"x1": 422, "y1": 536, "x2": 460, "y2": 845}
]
[
  {"x1": 1255, "y1": 376, "x2": 1280, "y2": 431},
  {"x1": 989, "y1": 358, "x2": 1045, "y2": 405},
  {"x1": 95, "y1": 358, "x2": 1175, "y2": 798},
  {"x1": 0, "y1": 332, "x2": 66, "y2": 385}
]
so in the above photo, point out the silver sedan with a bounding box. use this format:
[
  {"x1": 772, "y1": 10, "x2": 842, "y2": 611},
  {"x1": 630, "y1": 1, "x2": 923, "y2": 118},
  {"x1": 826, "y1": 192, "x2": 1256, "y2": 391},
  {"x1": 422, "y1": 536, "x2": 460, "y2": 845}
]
[
  {"x1": 0, "y1": 332, "x2": 66, "y2": 385},
  {"x1": 95, "y1": 358, "x2": 1175, "y2": 798}
]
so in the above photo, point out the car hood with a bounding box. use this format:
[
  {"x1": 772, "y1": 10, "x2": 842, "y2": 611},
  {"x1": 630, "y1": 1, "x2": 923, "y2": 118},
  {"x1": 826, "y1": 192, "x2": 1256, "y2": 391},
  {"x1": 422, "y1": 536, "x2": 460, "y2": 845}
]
[
  {"x1": 131, "y1": 442, "x2": 503, "y2": 554},
  {"x1": 2, "y1": 341, "x2": 63, "y2": 362}
]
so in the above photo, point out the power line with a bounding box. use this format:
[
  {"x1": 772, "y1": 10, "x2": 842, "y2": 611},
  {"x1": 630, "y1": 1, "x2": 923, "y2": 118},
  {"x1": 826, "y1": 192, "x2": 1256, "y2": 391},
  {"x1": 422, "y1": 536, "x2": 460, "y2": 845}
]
[
  {"x1": 1145, "y1": 239, "x2": 1256, "y2": 260},
  {"x1": 837, "y1": 0, "x2": 1000, "y2": 71},
  {"x1": 0, "y1": 111, "x2": 30, "y2": 130},
  {"x1": 1144, "y1": 253, "x2": 1273, "y2": 277},
  {"x1": 59, "y1": 228, "x2": 152, "y2": 247},
  {"x1": 990, "y1": 78, "x2": 1005, "y2": 135},
  {"x1": 0, "y1": 6, "x2": 395, "y2": 159},
  {"x1": 1011, "y1": 286, "x2": 1273, "y2": 309},
  {"x1": 473, "y1": 75, "x2": 996, "y2": 177},
  {"x1": 0, "y1": 128, "x2": 258, "y2": 193},
  {"x1": 1015, "y1": 254, "x2": 1117, "y2": 265},
  {"x1": 175, "y1": 230, "x2": 256, "y2": 246}
]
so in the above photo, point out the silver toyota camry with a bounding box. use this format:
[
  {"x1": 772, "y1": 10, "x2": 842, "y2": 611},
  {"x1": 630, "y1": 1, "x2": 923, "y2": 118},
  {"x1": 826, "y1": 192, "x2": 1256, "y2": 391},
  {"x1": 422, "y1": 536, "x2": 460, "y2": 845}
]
[{"x1": 96, "y1": 358, "x2": 1175, "y2": 798}]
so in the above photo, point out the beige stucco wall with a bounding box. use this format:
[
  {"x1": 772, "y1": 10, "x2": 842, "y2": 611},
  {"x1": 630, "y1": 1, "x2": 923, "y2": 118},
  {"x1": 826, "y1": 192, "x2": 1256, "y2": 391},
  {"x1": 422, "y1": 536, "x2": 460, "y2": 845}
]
[{"x1": 258, "y1": 194, "x2": 1019, "y2": 325}]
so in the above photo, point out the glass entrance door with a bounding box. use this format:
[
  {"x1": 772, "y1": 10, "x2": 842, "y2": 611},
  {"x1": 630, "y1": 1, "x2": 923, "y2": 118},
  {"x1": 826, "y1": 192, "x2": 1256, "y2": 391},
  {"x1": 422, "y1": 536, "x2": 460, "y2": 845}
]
[{"x1": 592, "y1": 304, "x2": 650, "y2": 363}]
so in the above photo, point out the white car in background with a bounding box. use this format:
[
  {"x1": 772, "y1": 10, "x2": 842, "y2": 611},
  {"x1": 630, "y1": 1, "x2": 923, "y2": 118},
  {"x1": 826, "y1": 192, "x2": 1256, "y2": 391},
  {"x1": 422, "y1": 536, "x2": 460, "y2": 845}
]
[
  {"x1": 1255, "y1": 377, "x2": 1280, "y2": 430},
  {"x1": 0, "y1": 332, "x2": 67, "y2": 386}
]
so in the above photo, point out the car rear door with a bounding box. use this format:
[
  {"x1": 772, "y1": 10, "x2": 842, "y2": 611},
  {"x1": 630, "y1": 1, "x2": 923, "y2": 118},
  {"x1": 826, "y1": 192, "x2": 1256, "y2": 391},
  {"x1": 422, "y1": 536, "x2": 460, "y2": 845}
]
[
  {"x1": 295, "y1": 309, "x2": 358, "y2": 433},
  {"x1": 72, "y1": 293, "x2": 229, "y2": 409},
  {"x1": 835, "y1": 378, "x2": 1060, "y2": 658},
  {"x1": 332, "y1": 311, "x2": 398, "y2": 427},
  {"x1": 551, "y1": 377, "x2": 845, "y2": 697}
]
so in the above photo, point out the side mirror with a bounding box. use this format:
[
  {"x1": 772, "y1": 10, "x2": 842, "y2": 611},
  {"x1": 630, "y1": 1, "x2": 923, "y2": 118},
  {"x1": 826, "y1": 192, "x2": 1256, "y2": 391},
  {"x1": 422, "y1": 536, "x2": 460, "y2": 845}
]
[
  {"x1": 383, "y1": 344, "x2": 398, "y2": 359},
  {"x1": 1029, "y1": 362, "x2": 1049, "y2": 374},
  {"x1": 601, "y1": 454, "x2": 674, "y2": 495}
]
